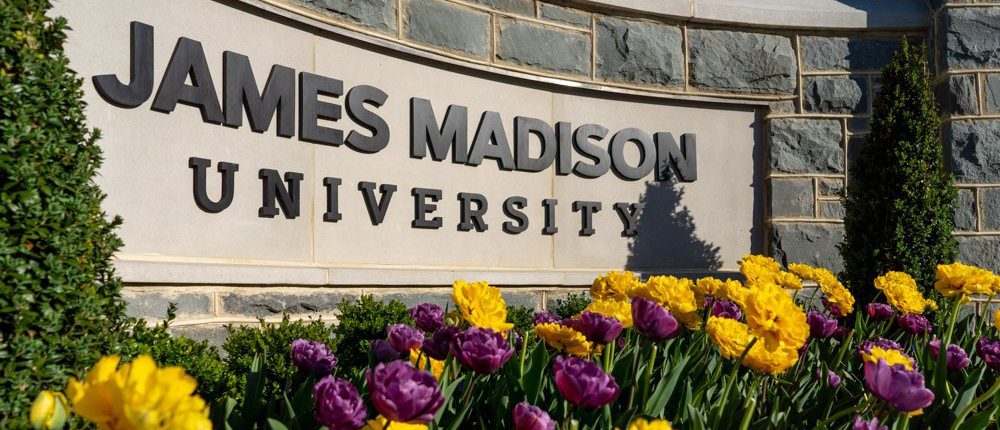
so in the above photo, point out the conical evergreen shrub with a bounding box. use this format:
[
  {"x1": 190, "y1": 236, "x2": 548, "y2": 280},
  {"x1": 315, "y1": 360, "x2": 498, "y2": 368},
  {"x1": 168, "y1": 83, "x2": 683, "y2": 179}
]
[
  {"x1": 0, "y1": 1, "x2": 129, "y2": 427},
  {"x1": 839, "y1": 39, "x2": 957, "y2": 305}
]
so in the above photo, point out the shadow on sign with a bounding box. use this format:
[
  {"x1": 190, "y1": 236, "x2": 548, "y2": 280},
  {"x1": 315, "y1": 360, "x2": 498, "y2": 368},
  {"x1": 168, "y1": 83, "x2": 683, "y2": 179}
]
[{"x1": 625, "y1": 180, "x2": 722, "y2": 273}]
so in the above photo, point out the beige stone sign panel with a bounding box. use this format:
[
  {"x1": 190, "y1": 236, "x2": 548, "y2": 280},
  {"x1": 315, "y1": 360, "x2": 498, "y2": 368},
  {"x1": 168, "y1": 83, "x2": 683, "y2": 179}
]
[{"x1": 53, "y1": 0, "x2": 762, "y2": 284}]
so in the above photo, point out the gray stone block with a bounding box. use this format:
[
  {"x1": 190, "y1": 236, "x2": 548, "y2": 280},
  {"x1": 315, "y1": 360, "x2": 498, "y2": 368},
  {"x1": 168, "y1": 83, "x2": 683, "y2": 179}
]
[
  {"x1": 940, "y1": 8, "x2": 1000, "y2": 71},
  {"x1": 819, "y1": 178, "x2": 844, "y2": 196},
  {"x1": 220, "y1": 292, "x2": 353, "y2": 317},
  {"x1": 769, "y1": 178, "x2": 814, "y2": 218},
  {"x1": 983, "y1": 188, "x2": 1000, "y2": 231},
  {"x1": 123, "y1": 291, "x2": 212, "y2": 319},
  {"x1": 290, "y1": 0, "x2": 396, "y2": 33},
  {"x1": 404, "y1": 0, "x2": 490, "y2": 58},
  {"x1": 937, "y1": 74, "x2": 979, "y2": 116},
  {"x1": 169, "y1": 325, "x2": 230, "y2": 349},
  {"x1": 688, "y1": 29, "x2": 797, "y2": 94},
  {"x1": 496, "y1": 18, "x2": 591, "y2": 76},
  {"x1": 463, "y1": 0, "x2": 534, "y2": 15},
  {"x1": 955, "y1": 188, "x2": 978, "y2": 231},
  {"x1": 986, "y1": 74, "x2": 1000, "y2": 114},
  {"x1": 945, "y1": 120, "x2": 1000, "y2": 183},
  {"x1": 801, "y1": 37, "x2": 902, "y2": 72},
  {"x1": 803, "y1": 76, "x2": 868, "y2": 114},
  {"x1": 375, "y1": 292, "x2": 453, "y2": 309},
  {"x1": 847, "y1": 118, "x2": 869, "y2": 134},
  {"x1": 769, "y1": 119, "x2": 844, "y2": 174},
  {"x1": 769, "y1": 222, "x2": 845, "y2": 273},
  {"x1": 539, "y1": 4, "x2": 591, "y2": 28},
  {"x1": 595, "y1": 17, "x2": 684, "y2": 87},
  {"x1": 820, "y1": 201, "x2": 845, "y2": 220},
  {"x1": 502, "y1": 291, "x2": 541, "y2": 310},
  {"x1": 769, "y1": 101, "x2": 796, "y2": 114},
  {"x1": 957, "y1": 236, "x2": 1000, "y2": 272}
]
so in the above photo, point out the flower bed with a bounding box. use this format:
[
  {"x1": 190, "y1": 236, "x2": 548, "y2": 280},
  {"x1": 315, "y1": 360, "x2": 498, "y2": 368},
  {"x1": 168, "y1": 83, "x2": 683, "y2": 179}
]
[{"x1": 31, "y1": 256, "x2": 1000, "y2": 430}]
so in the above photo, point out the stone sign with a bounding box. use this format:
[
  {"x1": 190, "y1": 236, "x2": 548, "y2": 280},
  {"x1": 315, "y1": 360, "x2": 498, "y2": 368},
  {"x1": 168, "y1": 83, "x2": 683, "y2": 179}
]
[{"x1": 55, "y1": 0, "x2": 762, "y2": 285}]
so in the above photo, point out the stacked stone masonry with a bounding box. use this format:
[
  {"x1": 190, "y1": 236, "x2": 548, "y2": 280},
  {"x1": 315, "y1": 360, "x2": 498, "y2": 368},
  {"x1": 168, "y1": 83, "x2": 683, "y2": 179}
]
[
  {"x1": 933, "y1": 1, "x2": 1000, "y2": 274},
  {"x1": 113, "y1": 0, "x2": 1000, "y2": 344}
]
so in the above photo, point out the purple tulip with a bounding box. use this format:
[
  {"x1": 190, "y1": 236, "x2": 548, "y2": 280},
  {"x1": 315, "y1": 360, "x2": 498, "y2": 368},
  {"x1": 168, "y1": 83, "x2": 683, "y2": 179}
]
[
  {"x1": 573, "y1": 311, "x2": 623, "y2": 344},
  {"x1": 366, "y1": 361, "x2": 444, "y2": 423},
  {"x1": 898, "y1": 313, "x2": 931, "y2": 335},
  {"x1": 313, "y1": 376, "x2": 366, "y2": 430},
  {"x1": 929, "y1": 340, "x2": 971, "y2": 371},
  {"x1": 290, "y1": 339, "x2": 337, "y2": 375},
  {"x1": 834, "y1": 326, "x2": 851, "y2": 341},
  {"x1": 807, "y1": 311, "x2": 839, "y2": 339},
  {"x1": 866, "y1": 303, "x2": 894, "y2": 321},
  {"x1": 450, "y1": 327, "x2": 515, "y2": 374},
  {"x1": 863, "y1": 359, "x2": 934, "y2": 412},
  {"x1": 409, "y1": 303, "x2": 444, "y2": 333},
  {"x1": 551, "y1": 356, "x2": 619, "y2": 409},
  {"x1": 852, "y1": 415, "x2": 887, "y2": 430},
  {"x1": 370, "y1": 339, "x2": 400, "y2": 364},
  {"x1": 387, "y1": 324, "x2": 425, "y2": 352},
  {"x1": 533, "y1": 311, "x2": 560, "y2": 326},
  {"x1": 510, "y1": 330, "x2": 525, "y2": 351},
  {"x1": 559, "y1": 317, "x2": 577, "y2": 327},
  {"x1": 711, "y1": 300, "x2": 742, "y2": 320},
  {"x1": 512, "y1": 402, "x2": 555, "y2": 430},
  {"x1": 857, "y1": 338, "x2": 903, "y2": 356},
  {"x1": 815, "y1": 369, "x2": 842, "y2": 388},
  {"x1": 977, "y1": 338, "x2": 1000, "y2": 370},
  {"x1": 422, "y1": 325, "x2": 459, "y2": 361},
  {"x1": 822, "y1": 297, "x2": 843, "y2": 317},
  {"x1": 632, "y1": 296, "x2": 681, "y2": 342}
]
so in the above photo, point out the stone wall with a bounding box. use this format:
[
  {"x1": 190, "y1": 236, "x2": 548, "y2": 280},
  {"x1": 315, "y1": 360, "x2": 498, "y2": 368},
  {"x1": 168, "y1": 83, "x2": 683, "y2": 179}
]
[
  {"x1": 108, "y1": 0, "x2": 1000, "y2": 342},
  {"x1": 932, "y1": 1, "x2": 1000, "y2": 273}
]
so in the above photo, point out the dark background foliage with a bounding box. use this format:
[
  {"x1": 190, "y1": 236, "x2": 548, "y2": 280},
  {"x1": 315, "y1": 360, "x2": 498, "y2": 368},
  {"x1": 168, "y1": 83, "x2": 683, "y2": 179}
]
[
  {"x1": 0, "y1": 1, "x2": 132, "y2": 427},
  {"x1": 331, "y1": 295, "x2": 413, "y2": 380},
  {"x1": 839, "y1": 39, "x2": 957, "y2": 305}
]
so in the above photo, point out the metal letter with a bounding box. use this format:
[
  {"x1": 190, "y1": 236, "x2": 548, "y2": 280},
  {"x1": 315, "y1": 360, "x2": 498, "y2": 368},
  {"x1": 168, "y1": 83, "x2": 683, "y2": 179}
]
[
  {"x1": 258, "y1": 169, "x2": 303, "y2": 219},
  {"x1": 572, "y1": 124, "x2": 610, "y2": 178},
  {"x1": 188, "y1": 157, "x2": 238, "y2": 213},
  {"x1": 502, "y1": 196, "x2": 529, "y2": 234},
  {"x1": 514, "y1": 117, "x2": 556, "y2": 172},
  {"x1": 299, "y1": 72, "x2": 343, "y2": 146},
  {"x1": 613, "y1": 202, "x2": 644, "y2": 237},
  {"x1": 572, "y1": 201, "x2": 602, "y2": 236},
  {"x1": 609, "y1": 128, "x2": 656, "y2": 180},
  {"x1": 222, "y1": 51, "x2": 295, "y2": 137},
  {"x1": 468, "y1": 111, "x2": 515, "y2": 170},
  {"x1": 410, "y1": 98, "x2": 468, "y2": 163},
  {"x1": 655, "y1": 132, "x2": 697, "y2": 182},
  {"x1": 323, "y1": 177, "x2": 342, "y2": 222},
  {"x1": 542, "y1": 198, "x2": 558, "y2": 235},
  {"x1": 458, "y1": 192, "x2": 489, "y2": 232},
  {"x1": 412, "y1": 188, "x2": 443, "y2": 229},
  {"x1": 151, "y1": 37, "x2": 224, "y2": 123},
  {"x1": 555, "y1": 121, "x2": 573, "y2": 176},
  {"x1": 358, "y1": 182, "x2": 397, "y2": 225},
  {"x1": 94, "y1": 21, "x2": 154, "y2": 108},
  {"x1": 345, "y1": 85, "x2": 390, "y2": 153}
]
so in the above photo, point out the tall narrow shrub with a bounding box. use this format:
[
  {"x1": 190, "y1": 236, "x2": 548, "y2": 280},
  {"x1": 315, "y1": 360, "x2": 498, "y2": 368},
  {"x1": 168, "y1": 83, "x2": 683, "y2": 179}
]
[
  {"x1": 0, "y1": 1, "x2": 129, "y2": 427},
  {"x1": 839, "y1": 39, "x2": 957, "y2": 305}
]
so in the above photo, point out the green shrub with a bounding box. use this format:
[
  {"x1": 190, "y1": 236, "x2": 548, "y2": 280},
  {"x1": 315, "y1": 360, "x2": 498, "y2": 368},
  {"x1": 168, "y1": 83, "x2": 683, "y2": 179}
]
[
  {"x1": 116, "y1": 304, "x2": 230, "y2": 404},
  {"x1": 222, "y1": 315, "x2": 335, "y2": 402},
  {"x1": 332, "y1": 295, "x2": 412, "y2": 380},
  {"x1": 839, "y1": 39, "x2": 957, "y2": 305},
  {"x1": 549, "y1": 292, "x2": 592, "y2": 319},
  {"x1": 506, "y1": 305, "x2": 535, "y2": 335},
  {"x1": 0, "y1": 2, "x2": 130, "y2": 427}
]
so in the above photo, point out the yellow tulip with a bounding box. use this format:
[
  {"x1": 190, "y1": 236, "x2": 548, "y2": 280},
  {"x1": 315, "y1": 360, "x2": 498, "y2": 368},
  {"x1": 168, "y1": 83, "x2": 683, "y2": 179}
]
[{"x1": 30, "y1": 391, "x2": 68, "y2": 430}]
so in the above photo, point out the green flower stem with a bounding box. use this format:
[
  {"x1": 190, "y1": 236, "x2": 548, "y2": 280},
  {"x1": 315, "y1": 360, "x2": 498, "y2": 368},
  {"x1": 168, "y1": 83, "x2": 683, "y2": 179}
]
[
  {"x1": 519, "y1": 331, "x2": 528, "y2": 376},
  {"x1": 895, "y1": 413, "x2": 909, "y2": 430},
  {"x1": 809, "y1": 395, "x2": 876, "y2": 430},
  {"x1": 460, "y1": 373, "x2": 480, "y2": 412},
  {"x1": 937, "y1": 297, "x2": 963, "y2": 403},
  {"x1": 640, "y1": 344, "x2": 658, "y2": 411},
  {"x1": 561, "y1": 404, "x2": 577, "y2": 430},
  {"x1": 737, "y1": 398, "x2": 757, "y2": 430},
  {"x1": 830, "y1": 329, "x2": 855, "y2": 375},
  {"x1": 713, "y1": 338, "x2": 758, "y2": 428},
  {"x1": 948, "y1": 375, "x2": 1000, "y2": 430},
  {"x1": 627, "y1": 338, "x2": 644, "y2": 410}
]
